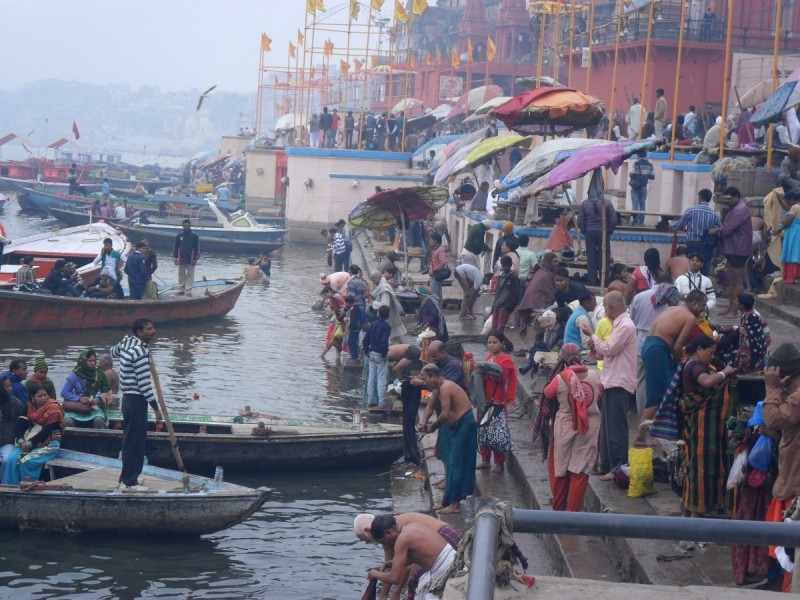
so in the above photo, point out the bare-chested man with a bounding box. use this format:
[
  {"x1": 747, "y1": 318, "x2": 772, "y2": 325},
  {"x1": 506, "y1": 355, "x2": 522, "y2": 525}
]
[
  {"x1": 355, "y1": 512, "x2": 463, "y2": 600},
  {"x1": 417, "y1": 363, "x2": 477, "y2": 514},
  {"x1": 242, "y1": 258, "x2": 262, "y2": 280},
  {"x1": 664, "y1": 245, "x2": 690, "y2": 283},
  {"x1": 368, "y1": 514, "x2": 456, "y2": 600},
  {"x1": 387, "y1": 343, "x2": 422, "y2": 377},
  {"x1": 641, "y1": 289, "x2": 707, "y2": 419}
]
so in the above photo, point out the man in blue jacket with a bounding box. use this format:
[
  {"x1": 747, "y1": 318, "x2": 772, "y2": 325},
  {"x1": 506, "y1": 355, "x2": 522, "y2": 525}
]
[
  {"x1": 173, "y1": 219, "x2": 199, "y2": 295},
  {"x1": 364, "y1": 305, "x2": 392, "y2": 408},
  {"x1": 2, "y1": 359, "x2": 29, "y2": 406},
  {"x1": 125, "y1": 241, "x2": 150, "y2": 300}
]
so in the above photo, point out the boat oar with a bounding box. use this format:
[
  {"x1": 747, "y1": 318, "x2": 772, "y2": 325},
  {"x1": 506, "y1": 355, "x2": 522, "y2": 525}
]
[{"x1": 149, "y1": 357, "x2": 190, "y2": 490}]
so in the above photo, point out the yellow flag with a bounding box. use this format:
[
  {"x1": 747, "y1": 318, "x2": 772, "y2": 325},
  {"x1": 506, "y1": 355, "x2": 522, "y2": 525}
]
[
  {"x1": 297, "y1": 29, "x2": 304, "y2": 47},
  {"x1": 316, "y1": 0, "x2": 326, "y2": 11},
  {"x1": 350, "y1": 0, "x2": 360, "y2": 20},
  {"x1": 354, "y1": 59, "x2": 363, "y2": 73},
  {"x1": 340, "y1": 59, "x2": 350, "y2": 74},
  {"x1": 451, "y1": 48, "x2": 460, "y2": 69},
  {"x1": 371, "y1": 0, "x2": 385, "y2": 8},
  {"x1": 409, "y1": 53, "x2": 417, "y2": 69},
  {"x1": 394, "y1": 0, "x2": 408, "y2": 23},
  {"x1": 426, "y1": 50, "x2": 433, "y2": 65},
  {"x1": 486, "y1": 36, "x2": 496, "y2": 62},
  {"x1": 412, "y1": 0, "x2": 428, "y2": 15},
  {"x1": 436, "y1": 47, "x2": 442, "y2": 64},
  {"x1": 467, "y1": 39, "x2": 473, "y2": 62},
  {"x1": 261, "y1": 33, "x2": 272, "y2": 53},
  {"x1": 306, "y1": 0, "x2": 315, "y2": 14},
  {"x1": 289, "y1": 41, "x2": 296, "y2": 59}
]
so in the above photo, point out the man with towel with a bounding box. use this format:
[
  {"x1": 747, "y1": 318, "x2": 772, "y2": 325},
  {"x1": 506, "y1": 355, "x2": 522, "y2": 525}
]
[
  {"x1": 368, "y1": 513, "x2": 457, "y2": 600},
  {"x1": 641, "y1": 290, "x2": 707, "y2": 421}
]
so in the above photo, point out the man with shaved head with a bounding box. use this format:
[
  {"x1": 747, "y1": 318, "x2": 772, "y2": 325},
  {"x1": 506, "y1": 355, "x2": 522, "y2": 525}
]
[{"x1": 587, "y1": 291, "x2": 637, "y2": 480}]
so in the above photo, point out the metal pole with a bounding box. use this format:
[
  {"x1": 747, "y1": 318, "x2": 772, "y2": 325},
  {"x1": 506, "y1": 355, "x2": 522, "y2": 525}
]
[
  {"x1": 668, "y1": 0, "x2": 689, "y2": 161},
  {"x1": 567, "y1": 0, "x2": 576, "y2": 88},
  {"x1": 606, "y1": 0, "x2": 624, "y2": 142},
  {"x1": 465, "y1": 511, "x2": 500, "y2": 600},
  {"x1": 584, "y1": 0, "x2": 596, "y2": 93},
  {"x1": 638, "y1": 0, "x2": 656, "y2": 139},
  {"x1": 766, "y1": 0, "x2": 784, "y2": 169},
  {"x1": 719, "y1": 0, "x2": 735, "y2": 160},
  {"x1": 511, "y1": 508, "x2": 800, "y2": 547}
]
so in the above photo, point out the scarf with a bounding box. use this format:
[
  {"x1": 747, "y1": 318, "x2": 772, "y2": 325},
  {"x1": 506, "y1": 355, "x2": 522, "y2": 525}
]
[
  {"x1": 27, "y1": 397, "x2": 65, "y2": 446},
  {"x1": 73, "y1": 349, "x2": 108, "y2": 398},
  {"x1": 483, "y1": 352, "x2": 517, "y2": 405},
  {"x1": 562, "y1": 366, "x2": 590, "y2": 434},
  {"x1": 651, "y1": 283, "x2": 680, "y2": 308}
]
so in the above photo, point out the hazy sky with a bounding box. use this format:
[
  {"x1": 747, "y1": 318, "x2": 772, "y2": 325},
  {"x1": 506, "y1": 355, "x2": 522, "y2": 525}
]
[{"x1": 1, "y1": 0, "x2": 392, "y2": 94}]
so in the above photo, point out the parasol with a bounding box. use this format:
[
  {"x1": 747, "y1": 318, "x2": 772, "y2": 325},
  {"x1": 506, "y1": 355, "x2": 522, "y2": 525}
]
[
  {"x1": 404, "y1": 114, "x2": 437, "y2": 134},
  {"x1": 392, "y1": 98, "x2": 426, "y2": 117},
  {"x1": 442, "y1": 126, "x2": 492, "y2": 158},
  {"x1": 474, "y1": 96, "x2": 513, "y2": 115},
  {"x1": 740, "y1": 65, "x2": 800, "y2": 108},
  {"x1": 446, "y1": 85, "x2": 504, "y2": 120},
  {"x1": 431, "y1": 103, "x2": 453, "y2": 119},
  {"x1": 445, "y1": 134, "x2": 533, "y2": 182},
  {"x1": 514, "y1": 75, "x2": 564, "y2": 90},
  {"x1": 274, "y1": 113, "x2": 309, "y2": 131},
  {"x1": 750, "y1": 80, "x2": 800, "y2": 127},
  {"x1": 433, "y1": 139, "x2": 483, "y2": 185},
  {"x1": 497, "y1": 138, "x2": 616, "y2": 192},
  {"x1": 492, "y1": 87, "x2": 603, "y2": 131},
  {"x1": 412, "y1": 135, "x2": 465, "y2": 163},
  {"x1": 525, "y1": 140, "x2": 656, "y2": 195},
  {"x1": 348, "y1": 201, "x2": 396, "y2": 230}
]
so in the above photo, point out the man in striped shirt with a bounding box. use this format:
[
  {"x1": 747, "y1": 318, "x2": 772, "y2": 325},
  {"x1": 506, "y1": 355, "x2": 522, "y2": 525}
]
[
  {"x1": 672, "y1": 188, "x2": 722, "y2": 275},
  {"x1": 111, "y1": 318, "x2": 161, "y2": 492},
  {"x1": 332, "y1": 227, "x2": 346, "y2": 272}
]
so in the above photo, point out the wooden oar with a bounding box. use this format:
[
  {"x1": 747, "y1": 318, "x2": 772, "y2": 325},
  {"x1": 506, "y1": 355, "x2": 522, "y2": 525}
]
[{"x1": 150, "y1": 357, "x2": 190, "y2": 490}]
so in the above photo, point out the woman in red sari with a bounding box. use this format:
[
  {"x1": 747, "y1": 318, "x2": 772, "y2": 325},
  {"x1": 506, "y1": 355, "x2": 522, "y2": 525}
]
[
  {"x1": 477, "y1": 330, "x2": 518, "y2": 473},
  {"x1": 320, "y1": 285, "x2": 346, "y2": 359}
]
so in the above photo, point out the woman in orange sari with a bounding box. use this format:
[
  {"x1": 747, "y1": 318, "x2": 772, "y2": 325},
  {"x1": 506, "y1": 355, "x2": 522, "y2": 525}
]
[
  {"x1": 2, "y1": 383, "x2": 64, "y2": 485},
  {"x1": 477, "y1": 330, "x2": 518, "y2": 473}
]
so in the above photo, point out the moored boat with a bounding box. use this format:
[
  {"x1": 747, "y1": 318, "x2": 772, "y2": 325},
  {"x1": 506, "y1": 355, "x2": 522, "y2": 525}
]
[
  {"x1": 0, "y1": 449, "x2": 270, "y2": 535},
  {"x1": 0, "y1": 278, "x2": 245, "y2": 331},
  {"x1": 0, "y1": 222, "x2": 129, "y2": 288},
  {"x1": 61, "y1": 411, "x2": 405, "y2": 474}
]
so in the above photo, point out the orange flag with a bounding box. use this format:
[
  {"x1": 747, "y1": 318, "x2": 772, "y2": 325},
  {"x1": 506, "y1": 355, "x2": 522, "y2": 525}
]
[
  {"x1": 354, "y1": 59, "x2": 363, "y2": 73},
  {"x1": 409, "y1": 53, "x2": 417, "y2": 69},
  {"x1": 394, "y1": 0, "x2": 408, "y2": 23},
  {"x1": 467, "y1": 39, "x2": 473, "y2": 62},
  {"x1": 371, "y1": 56, "x2": 379, "y2": 69},
  {"x1": 436, "y1": 48, "x2": 442, "y2": 64},
  {"x1": 340, "y1": 59, "x2": 350, "y2": 74},
  {"x1": 297, "y1": 29, "x2": 304, "y2": 47},
  {"x1": 310, "y1": 66, "x2": 317, "y2": 79},
  {"x1": 451, "y1": 48, "x2": 460, "y2": 69},
  {"x1": 324, "y1": 39, "x2": 334, "y2": 56},
  {"x1": 411, "y1": 0, "x2": 428, "y2": 15},
  {"x1": 487, "y1": 36, "x2": 496, "y2": 62},
  {"x1": 426, "y1": 50, "x2": 433, "y2": 65},
  {"x1": 289, "y1": 41, "x2": 296, "y2": 59},
  {"x1": 261, "y1": 33, "x2": 272, "y2": 53}
]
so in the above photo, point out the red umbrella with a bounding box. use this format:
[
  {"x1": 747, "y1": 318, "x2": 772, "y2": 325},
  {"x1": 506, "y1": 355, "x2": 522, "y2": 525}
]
[{"x1": 493, "y1": 87, "x2": 602, "y2": 130}]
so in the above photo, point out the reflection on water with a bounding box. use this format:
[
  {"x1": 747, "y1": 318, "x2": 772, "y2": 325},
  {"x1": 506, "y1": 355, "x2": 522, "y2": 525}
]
[{"x1": 0, "y1": 203, "x2": 391, "y2": 597}]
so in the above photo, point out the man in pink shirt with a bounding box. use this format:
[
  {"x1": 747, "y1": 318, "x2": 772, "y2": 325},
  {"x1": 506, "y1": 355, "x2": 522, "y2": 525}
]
[{"x1": 587, "y1": 291, "x2": 637, "y2": 481}]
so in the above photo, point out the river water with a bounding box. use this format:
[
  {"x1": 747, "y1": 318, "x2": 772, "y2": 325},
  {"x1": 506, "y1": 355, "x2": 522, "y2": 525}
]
[{"x1": 0, "y1": 197, "x2": 393, "y2": 599}]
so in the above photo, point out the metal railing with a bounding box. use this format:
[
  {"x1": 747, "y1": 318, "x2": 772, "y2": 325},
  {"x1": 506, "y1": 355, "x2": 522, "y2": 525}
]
[{"x1": 466, "y1": 505, "x2": 800, "y2": 600}]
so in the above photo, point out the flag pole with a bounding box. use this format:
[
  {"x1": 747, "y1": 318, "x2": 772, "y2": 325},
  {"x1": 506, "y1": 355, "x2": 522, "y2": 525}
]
[
  {"x1": 358, "y1": 7, "x2": 375, "y2": 150},
  {"x1": 535, "y1": 7, "x2": 546, "y2": 87},
  {"x1": 719, "y1": 0, "x2": 734, "y2": 160},
  {"x1": 638, "y1": 0, "x2": 656, "y2": 139},
  {"x1": 255, "y1": 37, "x2": 266, "y2": 137},
  {"x1": 552, "y1": 3, "x2": 562, "y2": 83},
  {"x1": 585, "y1": 0, "x2": 596, "y2": 93},
  {"x1": 668, "y1": 0, "x2": 688, "y2": 161},
  {"x1": 401, "y1": 15, "x2": 415, "y2": 152},
  {"x1": 465, "y1": 40, "x2": 472, "y2": 122},
  {"x1": 387, "y1": 20, "x2": 396, "y2": 140},
  {"x1": 766, "y1": 0, "x2": 784, "y2": 169},
  {"x1": 299, "y1": 15, "x2": 309, "y2": 145},
  {"x1": 605, "y1": 0, "x2": 624, "y2": 141},
  {"x1": 567, "y1": 0, "x2": 576, "y2": 87},
  {"x1": 484, "y1": 37, "x2": 490, "y2": 103},
  {"x1": 292, "y1": 41, "x2": 301, "y2": 144},
  {"x1": 306, "y1": 10, "x2": 318, "y2": 145},
  {"x1": 344, "y1": 4, "x2": 354, "y2": 130}
]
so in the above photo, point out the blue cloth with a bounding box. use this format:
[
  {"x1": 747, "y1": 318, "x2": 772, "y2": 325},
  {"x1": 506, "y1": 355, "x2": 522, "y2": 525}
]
[
  {"x1": 364, "y1": 318, "x2": 391, "y2": 357},
  {"x1": 564, "y1": 307, "x2": 589, "y2": 349},
  {"x1": 1, "y1": 371, "x2": 28, "y2": 407},
  {"x1": 2, "y1": 440, "x2": 60, "y2": 485},
  {"x1": 442, "y1": 410, "x2": 478, "y2": 507},
  {"x1": 102, "y1": 181, "x2": 110, "y2": 195},
  {"x1": 641, "y1": 336, "x2": 675, "y2": 409},
  {"x1": 672, "y1": 202, "x2": 722, "y2": 243},
  {"x1": 780, "y1": 211, "x2": 800, "y2": 264},
  {"x1": 217, "y1": 186, "x2": 230, "y2": 202}
]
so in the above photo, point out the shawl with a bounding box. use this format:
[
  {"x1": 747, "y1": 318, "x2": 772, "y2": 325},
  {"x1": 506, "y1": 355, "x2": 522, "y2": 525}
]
[
  {"x1": 652, "y1": 283, "x2": 680, "y2": 308},
  {"x1": 482, "y1": 352, "x2": 517, "y2": 405},
  {"x1": 27, "y1": 398, "x2": 65, "y2": 446},
  {"x1": 73, "y1": 350, "x2": 110, "y2": 398},
  {"x1": 371, "y1": 277, "x2": 405, "y2": 319}
]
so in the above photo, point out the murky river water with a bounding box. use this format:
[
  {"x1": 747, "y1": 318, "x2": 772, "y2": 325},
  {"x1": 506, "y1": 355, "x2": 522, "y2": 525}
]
[{"x1": 0, "y1": 198, "x2": 391, "y2": 598}]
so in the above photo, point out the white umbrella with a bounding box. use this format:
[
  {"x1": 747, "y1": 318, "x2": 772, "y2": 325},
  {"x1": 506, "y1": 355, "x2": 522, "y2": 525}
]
[
  {"x1": 431, "y1": 103, "x2": 453, "y2": 119},
  {"x1": 274, "y1": 113, "x2": 308, "y2": 131},
  {"x1": 474, "y1": 96, "x2": 512, "y2": 115},
  {"x1": 391, "y1": 98, "x2": 425, "y2": 116}
]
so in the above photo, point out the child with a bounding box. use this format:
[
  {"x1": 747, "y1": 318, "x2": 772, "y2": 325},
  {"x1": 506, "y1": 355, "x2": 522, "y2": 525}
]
[
  {"x1": 364, "y1": 305, "x2": 392, "y2": 407},
  {"x1": 345, "y1": 294, "x2": 364, "y2": 363}
]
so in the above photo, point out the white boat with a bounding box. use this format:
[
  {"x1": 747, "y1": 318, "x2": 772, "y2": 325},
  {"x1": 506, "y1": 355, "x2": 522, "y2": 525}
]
[{"x1": 0, "y1": 222, "x2": 130, "y2": 288}]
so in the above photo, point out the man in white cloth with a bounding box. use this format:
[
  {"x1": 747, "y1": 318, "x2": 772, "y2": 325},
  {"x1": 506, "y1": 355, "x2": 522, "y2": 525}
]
[
  {"x1": 674, "y1": 252, "x2": 716, "y2": 311},
  {"x1": 367, "y1": 513, "x2": 456, "y2": 600},
  {"x1": 369, "y1": 271, "x2": 407, "y2": 342}
]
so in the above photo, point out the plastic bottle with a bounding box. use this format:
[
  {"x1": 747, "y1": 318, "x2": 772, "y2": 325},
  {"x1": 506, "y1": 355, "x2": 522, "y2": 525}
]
[{"x1": 214, "y1": 466, "x2": 224, "y2": 484}]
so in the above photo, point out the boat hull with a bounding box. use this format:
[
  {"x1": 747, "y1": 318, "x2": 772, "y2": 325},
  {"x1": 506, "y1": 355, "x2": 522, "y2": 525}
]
[
  {"x1": 114, "y1": 223, "x2": 285, "y2": 254},
  {"x1": 62, "y1": 427, "x2": 404, "y2": 474},
  {"x1": 0, "y1": 279, "x2": 245, "y2": 331}
]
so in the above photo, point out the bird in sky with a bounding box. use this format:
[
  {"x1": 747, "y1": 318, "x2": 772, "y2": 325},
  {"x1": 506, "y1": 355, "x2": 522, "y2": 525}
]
[{"x1": 196, "y1": 85, "x2": 217, "y2": 111}]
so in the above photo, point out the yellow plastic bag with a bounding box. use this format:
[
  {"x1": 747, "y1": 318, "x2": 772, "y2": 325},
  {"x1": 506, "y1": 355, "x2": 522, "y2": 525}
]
[{"x1": 627, "y1": 447, "x2": 657, "y2": 498}]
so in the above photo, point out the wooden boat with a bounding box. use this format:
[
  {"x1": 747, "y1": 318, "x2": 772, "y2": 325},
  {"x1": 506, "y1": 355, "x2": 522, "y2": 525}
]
[
  {"x1": 0, "y1": 278, "x2": 245, "y2": 332},
  {"x1": 114, "y1": 222, "x2": 285, "y2": 254},
  {"x1": 48, "y1": 205, "x2": 219, "y2": 229},
  {"x1": 61, "y1": 411, "x2": 405, "y2": 474},
  {"x1": 0, "y1": 449, "x2": 270, "y2": 535},
  {"x1": 0, "y1": 222, "x2": 130, "y2": 288}
]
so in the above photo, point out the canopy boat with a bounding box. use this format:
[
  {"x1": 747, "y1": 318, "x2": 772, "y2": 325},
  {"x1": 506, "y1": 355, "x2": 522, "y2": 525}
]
[
  {"x1": 0, "y1": 278, "x2": 245, "y2": 332},
  {"x1": 0, "y1": 222, "x2": 129, "y2": 288},
  {"x1": 48, "y1": 205, "x2": 220, "y2": 228},
  {"x1": 114, "y1": 200, "x2": 286, "y2": 254},
  {"x1": 61, "y1": 411, "x2": 405, "y2": 474},
  {"x1": 0, "y1": 449, "x2": 270, "y2": 535}
]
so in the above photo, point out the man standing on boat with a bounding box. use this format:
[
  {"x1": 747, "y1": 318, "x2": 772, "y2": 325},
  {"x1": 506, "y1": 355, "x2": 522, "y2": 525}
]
[
  {"x1": 111, "y1": 318, "x2": 161, "y2": 492},
  {"x1": 125, "y1": 241, "x2": 150, "y2": 300},
  {"x1": 91, "y1": 238, "x2": 126, "y2": 298},
  {"x1": 173, "y1": 219, "x2": 199, "y2": 296}
]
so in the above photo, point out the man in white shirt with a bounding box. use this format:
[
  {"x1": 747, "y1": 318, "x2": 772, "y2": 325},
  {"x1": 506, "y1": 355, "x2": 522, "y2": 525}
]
[
  {"x1": 627, "y1": 98, "x2": 644, "y2": 140},
  {"x1": 114, "y1": 203, "x2": 127, "y2": 219},
  {"x1": 684, "y1": 105, "x2": 697, "y2": 137},
  {"x1": 674, "y1": 252, "x2": 716, "y2": 311},
  {"x1": 454, "y1": 263, "x2": 483, "y2": 318}
]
